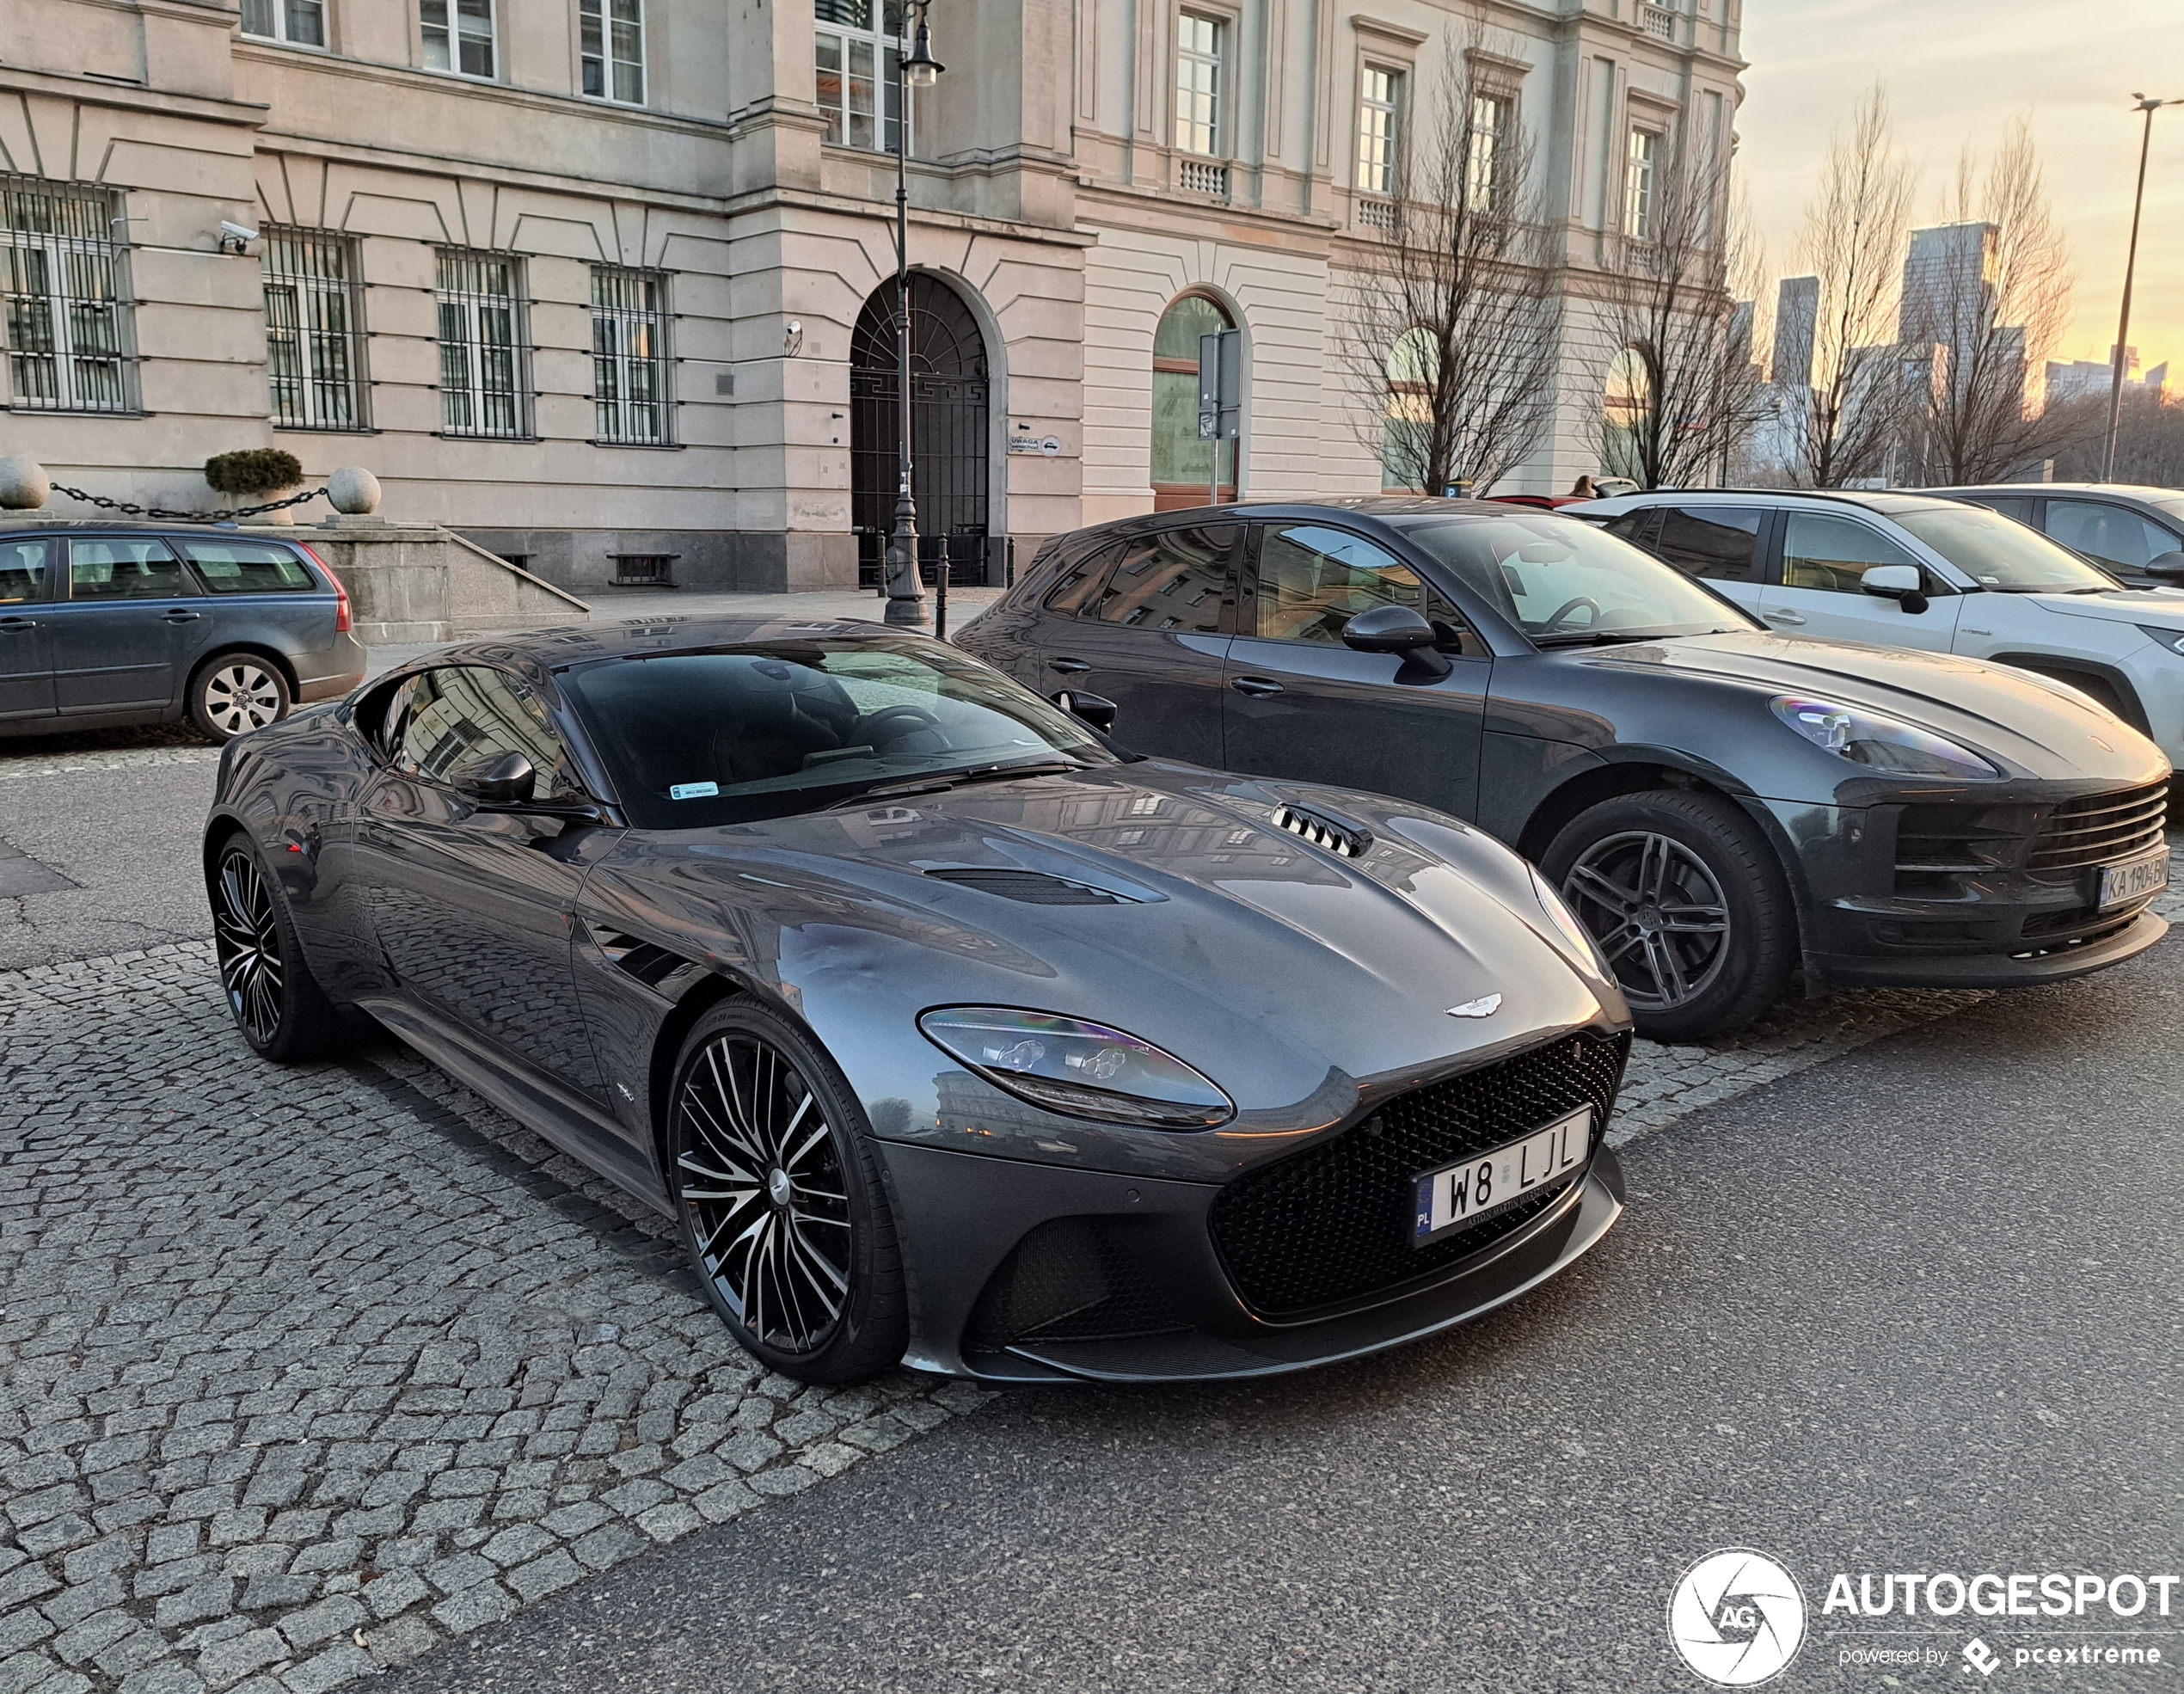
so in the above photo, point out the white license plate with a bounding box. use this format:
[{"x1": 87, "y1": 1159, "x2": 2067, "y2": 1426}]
[
  {"x1": 1413, "y1": 1107, "x2": 1591, "y2": 1247},
  {"x1": 2099, "y1": 845, "x2": 2169, "y2": 910}
]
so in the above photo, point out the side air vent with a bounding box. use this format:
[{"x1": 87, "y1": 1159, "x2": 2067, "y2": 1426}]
[
  {"x1": 922, "y1": 868, "x2": 1142, "y2": 905},
  {"x1": 1273, "y1": 804, "x2": 1372, "y2": 859},
  {"x1": 586, "y1": 926, "x2": 691, "y2": 988}
]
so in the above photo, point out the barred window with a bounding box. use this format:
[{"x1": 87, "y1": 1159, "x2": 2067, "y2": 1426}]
[
  {"x1": 421, "y1": 0, "x2": 496, "y2": 77},
  {"x1": 261, "y1": 229, "x2": 366, "y2": 430},
  {"x1": 240, "y1": 0, "x2": 325, "y2": 47},
  {"x1": 591, "y1": 266, "x2": 670, "y2": 445},
  {"x1": 814, "y1": 0, "x2": 905, "y2": 154},
  {"x1": 434, "y1": 249, "x2": 529, "y2": 439},
  {"x1": 1356, "y1": 66, "x2": 1402, "y2": 195},
  {"x1": 1, "y1": 175, "x2": 134, "y2": 415},
  {"x1": 580, "y1": 0, "x2": 644, "y2": 103}
]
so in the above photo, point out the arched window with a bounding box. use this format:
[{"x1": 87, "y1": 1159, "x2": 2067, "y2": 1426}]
[
  {"x1": 1151, "y1": 292, "x2": 1235, "y2": 510},
  {"x1": 1603, "y1": 346, "x2": 1653, "y2": 486},
  {"x1": 1382, "y1": 328, "x2": 1438, "y2": 492}
]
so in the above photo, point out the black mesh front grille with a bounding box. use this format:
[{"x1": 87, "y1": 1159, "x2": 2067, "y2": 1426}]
[
  {"x1": 967, "y1": 1217, "x2": 1187, "y2": 1347},
  {"x1": 2028, "y1": 783, "x2": 2169, "y2": 871},
  {"x1": 1209, "y1": 1031, "x2": 1629, "y2": 1319}
]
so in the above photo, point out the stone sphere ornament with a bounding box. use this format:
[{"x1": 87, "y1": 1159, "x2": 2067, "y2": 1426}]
[
  {"x1": 327, "y1": 466, "x2": 383, "y2": 516},
  {"x1": 0, "y1": 457, "x2": 51, "y2": 510}
]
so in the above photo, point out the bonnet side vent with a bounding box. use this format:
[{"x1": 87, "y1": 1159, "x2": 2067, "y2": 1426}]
[
  {"x1": 923, "y1": 868, "x2": 1142, "y2": 906},
  {"x1": 587, "y1": 926, "x2": 691, "y2": 987},
  {"x1": 1273, "y1": 804, "x2": 1373, "y2": 859}
]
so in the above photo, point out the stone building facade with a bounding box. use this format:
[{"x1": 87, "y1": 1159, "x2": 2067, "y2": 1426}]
[{"x1": 0, "y1": 0, "x2": 1744, "y2": 592}]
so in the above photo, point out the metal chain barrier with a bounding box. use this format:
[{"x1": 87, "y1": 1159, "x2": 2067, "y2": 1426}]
[{"x1": 46, "y1": 484, "x2": 328, "y2": 523}]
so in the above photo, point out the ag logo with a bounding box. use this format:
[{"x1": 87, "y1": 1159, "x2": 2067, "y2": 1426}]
[{"x1": 1667, "y1": 1548, "x2": 1807, "y2": 1686}]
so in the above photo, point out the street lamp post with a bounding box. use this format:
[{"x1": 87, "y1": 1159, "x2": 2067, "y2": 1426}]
[
  {"x1": 2101, "y1": 94, "x2": 2173, "y2": 483},
  {"x1": 882, "y1": 3, "x2": 944, "y2": 627}
]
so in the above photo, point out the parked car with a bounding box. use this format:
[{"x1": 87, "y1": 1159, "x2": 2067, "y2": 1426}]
[
  {"x1": 1569, "y1": 488, "x2": 2184, "y2": 768},
  {"x1": 0, "y1": 522, "x2": 363, "y2": 741},
  {"x1": 1922, "y1": 482, "x2": 2184, "y2": 589},
  {"x1": 204, "y1": 617, "x2": 1635, "y2": 1383},
  {"x1": 957, "y1": 499, "x2": 2170, "y2": 1041}
]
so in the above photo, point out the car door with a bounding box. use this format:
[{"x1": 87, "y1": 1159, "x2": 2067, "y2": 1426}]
[
  {"x1": 2045, "y1": 499, "x2": 2184, "y2": 586},
  {"x1": 46, "y1": 535, "x2": 206, "y2": 715},
  {"x1": 1646, "y1": 504, "x2": 1771, "y2": 617},
  {"x1": 1757, "y1": 511, "x2": 1961, "y2": 651},
  {"x1": 0, "y1": 536, "x2": 58, "y2": 725},
  {"x1": 352, "y1": 663, "x2": 613, "y2": 1100},
  {"x1": 1034, "y1": 522, "x2": 1238, "y2": 767},
  {"x1": 1220, "y1": 520, "x2": 1489, "y2": 819}
]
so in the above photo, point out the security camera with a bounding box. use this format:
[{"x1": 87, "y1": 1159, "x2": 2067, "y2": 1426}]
[{"x1": 218, "y1": 220, "x2": 260, "y2": 255}]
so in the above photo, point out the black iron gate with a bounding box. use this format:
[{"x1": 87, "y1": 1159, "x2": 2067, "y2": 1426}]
[{"x1": 851, "y1": 274, "x2": 991, "y2": 588}]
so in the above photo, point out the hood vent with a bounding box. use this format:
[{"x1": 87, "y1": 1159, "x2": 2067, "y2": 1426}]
[
  {"x1": 923, "y1": 867, "x2": 1142, "y2": 905},
  {"x1": 1273, "y1": 804, "x2": 1372, "y2": 859}
]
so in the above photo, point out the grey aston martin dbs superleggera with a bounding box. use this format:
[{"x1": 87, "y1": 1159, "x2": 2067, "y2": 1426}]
[{"x1": 203, "y1": 617, "x2": 1632, "y2": 1384}]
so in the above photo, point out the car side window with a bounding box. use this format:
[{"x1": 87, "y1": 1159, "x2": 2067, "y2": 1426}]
[
  {"x1": 1599, "y1": 508, "x2": 1659, "y2": 548},
  {"x1": 68, "y1": 538, "x2": 193, "y2": 601},
  {"x1": 385, "y1": 666, "x2": 579, "y2": 801},
  {"x1": 1254, "y1": 523, "x2": 1476, "y2": 653},
  {"x1": 1041, "y1": 541, "x2": 1123, "y2": 616},
  {"x1": 1653, "y1": 506, "x2": 1764, "y2": 582},
  {"x1": 0, "y1": 538, "x2": 48, "y2": 605},
  {"x1": 2046, "y1": 500, "x2": 2179, "y2": 571},
  {"x1": 1090, "y1": 525, "x2": 1234, "y2": 631},
  {"x1": 182, "y1": 539, "x2": 318, "y2": 593},
  {"x1": 1780, "y1": 513, "x2": 1936, "y2": 595}
]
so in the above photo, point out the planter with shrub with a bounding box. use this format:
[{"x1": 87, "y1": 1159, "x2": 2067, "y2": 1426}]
[{"x1": 204, "y1": 450, "x2": 307, "y2": 522}]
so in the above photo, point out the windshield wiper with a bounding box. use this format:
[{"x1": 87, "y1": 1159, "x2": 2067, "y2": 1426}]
[
  {"x1": 831, "y1": 758, "x2": 1088, "y2": 807},
  {"x1": 1531, "y1": 629, "x2": 1721, "y2": 648}
]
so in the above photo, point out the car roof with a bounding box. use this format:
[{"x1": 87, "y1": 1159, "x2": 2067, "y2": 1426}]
[
  {"x1": 1919, "y1": 482, "x2": 2181, "y2": 500},
  {"x1": 1570, "y1": 488, "x2": 1960, "y2": 516},
  {"x1": 417, "y1": 615, "x2": 917, "y2": 683},
  {"x1": 0, "y1": 519, "x2": 312, "y2": 541}
]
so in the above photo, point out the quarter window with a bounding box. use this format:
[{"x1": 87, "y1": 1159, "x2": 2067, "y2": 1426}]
[
  {"x1": 1175, "y1": 15, "x2": 1224, "y2": 157},
  {"x1": 1652, "y1": 506, "x2": 1764, "y2": 583},
  {"x1": 1, "y1": 175, "x2": 134, "y2": 415},
  {"x1": 1624, "y1": 128, "x2": 1658, "y2": 239},
  {"x1": 2046, "y1": 500, "x2": 2181, "y2": 573},
  {"x1": 240, "y1": 0, "x2": 326, "y2": 46},
  {"x1": 591, "y1": 266, "x2": 670, "y2": 445},
  {"x1": 814, "y1": 1, "x2": 905, "y2": 154},
  {"x1": 68, "y1": 539, "x2": 192, "y2": 601},
  {"x1": 580, "y1": 0, "x2": 644, "y2": 102},
  {"x1": 434, "y1": 249, "x2": 529, "y2": 439},
  {"x1": 1254, "y1": 523, "x2": 1469, "y2": 649},
  {"x1": 1089, "y1": 527, "x2": 1235, "y2": 632},
  {"x1": 387, "y1": 666, "x2": 575, "y2": 800},
  {"x1": 1780, "y1": 513, "x2": 1926, "y2": 595},
  {"x1": 421, "y1": 0, "x2": 496, "y2": 77},
  {"x1": 1357, "y1": 66, "x2": 1402, "y2": 194},
  {"x1": 1042, "y1": 542, "x2": 1124, "y2": 616},
  {"x1": 261, "y1": 229, "x2": 366, "y2": 431}
]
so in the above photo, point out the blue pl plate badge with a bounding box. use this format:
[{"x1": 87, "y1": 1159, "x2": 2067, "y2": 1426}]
[{"x1": 669, "y1": 782, "x2": 720, "y2": 800}]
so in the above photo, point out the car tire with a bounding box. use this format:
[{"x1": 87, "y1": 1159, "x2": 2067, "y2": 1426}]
[
  {"x1": 190, "y1": 652, "x2": 291, "y2": 741},
  {"x1": 668, "y1": 1000, "x2": 908, "y2": 1384},
  {"x1": 208, "y1": 832, "x2": 342, "y2": 1062},
  {"x1": 1542, "y1": 789, "x2": 1796, "y2": 1045}
]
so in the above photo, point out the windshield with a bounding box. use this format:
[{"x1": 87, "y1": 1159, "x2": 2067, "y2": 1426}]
[
  {"x1": 1891, "y1": 505, "x2": 2116, "y2": 592},
  {"x1": 561, "y1": 636, "x2": 1114, "y2": 828},
  {"x1": 2147, "y1": 494, "x2": 2184, "y2": 526},
  {"x1": 1390, "y1": 514, "x2": 1753, "y2": 642}
]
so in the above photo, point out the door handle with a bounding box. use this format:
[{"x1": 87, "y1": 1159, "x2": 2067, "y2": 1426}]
[
  {"x1": 163, "y1": 610, "x2": 202, "y2": 623},
  {"x1": 1761, "y1": 611, "x2": 1807, "y2": 626},
  {"x1": 0, "y1": 617, "x2": 34, "y2": 631},
  {"x1": 1230, "y1": 676, "x2": 1285, "y2": 697},
  {"x1": 1046, "y1": 657, "x2": 1091, "y2": 674}
]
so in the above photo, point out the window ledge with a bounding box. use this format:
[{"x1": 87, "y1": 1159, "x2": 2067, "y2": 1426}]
[
  {"x1": 587, "y1": 439, "x2": 684, "y2": 450},
  {"x1": 273, "y1": 424, "x2": 382, "y2": 435},
  {"x1": 432, "y1": 433, "x2": 543, "y2": 442},
  {"x1": 6, "y1": 406, "x2": 154, "y2": 419}
]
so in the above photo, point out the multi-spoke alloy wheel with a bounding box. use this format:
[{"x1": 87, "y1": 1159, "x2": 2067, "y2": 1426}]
[
  {"x1": 1561, "y1": 831, "x2": 1732, "y2": 1012},
  {"x1": 214, "y1": 845, "x2": 286, "y2": 1045},
  {"x1": 193, "y1": 654, "x2": 290, "y2": 740}
]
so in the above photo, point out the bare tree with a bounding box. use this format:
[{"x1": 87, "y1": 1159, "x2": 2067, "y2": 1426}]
[
  {"x1": 1788, "y1": 84, "x2": 1917, "y2": 487},
  {"x1": 1900, "y1": 119, "x2": 2078, "y2": 482},
  {"x1": 1594, "y1": 131, "x2": 1770, "y2": 489},
  {"x1": 1338, "y1": 17, "x2": 1561, "y2": 495}
]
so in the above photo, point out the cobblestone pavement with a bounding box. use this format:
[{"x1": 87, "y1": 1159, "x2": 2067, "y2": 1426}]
[{"x1": 2, "y1": 838, "x2": 2175, "y2": 1694}]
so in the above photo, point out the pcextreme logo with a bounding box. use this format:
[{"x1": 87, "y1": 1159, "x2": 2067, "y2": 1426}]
[{"x1": 1668, "y1": 1547, "x2": 1809, "y2": 1686}]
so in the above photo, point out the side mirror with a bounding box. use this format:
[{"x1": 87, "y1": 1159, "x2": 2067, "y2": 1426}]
[
  {"x1": 1052, "y1": 690, "x2": 1119, "y2": 733},
  {"x1": 450, "y1": 750, "x2": 535, "y2": 805},
  {"x1": 1861, "y1": 564, "x2": 1929, "y2": 614},
  {"x1": 2141, "y1": 550, "x2": 2184, "y2": 583},
  {"x1": 1341, "y1": 605, "x2": 1454, "y2": 683}
]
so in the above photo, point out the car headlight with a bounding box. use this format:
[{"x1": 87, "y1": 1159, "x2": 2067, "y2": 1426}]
[
  {"x1": 917, "y1": 1008, "x2": 1236, "y2": 1130},
  {"x1": 1530, "y1": 865, "x2": 1610, "y2": 976},
  {"x1": 1770, "y1": 695, "x2": 2001, "y2": 779},
  {"x1": 2137, "y1": 624, "x2": 2184, "y2": 657}
]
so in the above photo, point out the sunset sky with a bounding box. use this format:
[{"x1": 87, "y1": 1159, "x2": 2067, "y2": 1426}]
[{"x1": 1737, "y1": 0, "x2": 2183, "y2": 380}]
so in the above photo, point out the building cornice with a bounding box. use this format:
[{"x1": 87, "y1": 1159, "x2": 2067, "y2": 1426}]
[{"x1": 0, "y1": 64, "x2": 268, "y2": 127}]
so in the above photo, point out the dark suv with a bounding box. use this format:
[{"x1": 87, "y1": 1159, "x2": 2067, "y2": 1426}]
[
  {"x1": 0, "y1": 523, "x2": 365, "y2": 741},
  {"x1": 957, "y1": 499, "x2": 2169, "y2": 1041},
  {"x1": 1923, "y1": 483, "x2": 2184, "y2": 588}
]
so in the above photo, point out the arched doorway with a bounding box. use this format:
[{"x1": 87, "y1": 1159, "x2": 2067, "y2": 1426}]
[
  {"x1": 850, "y1": 275, "x2": 991, "y2": 587},
  {"x1": 1151, "y1": 292, "x2": 1236, "y2": 510}
]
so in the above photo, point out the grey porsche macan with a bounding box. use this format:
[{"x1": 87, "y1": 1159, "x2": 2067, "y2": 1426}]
[{"x1": 204, "y1": 619, "x2": 1634, "y2": 1384}]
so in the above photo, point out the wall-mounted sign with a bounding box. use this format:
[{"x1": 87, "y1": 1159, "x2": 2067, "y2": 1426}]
[{"x1": 1008, "y1": 434, "x2": 1067, "y2": 457}]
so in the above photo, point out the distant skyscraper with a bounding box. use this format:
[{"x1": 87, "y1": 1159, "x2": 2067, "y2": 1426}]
[
  {"x1": 1898, "y1": 223, "x2": 1998, "y2": 354},
  {"x1": 1772, "y1": 276, "x2": 1819, "y2": 389}
]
